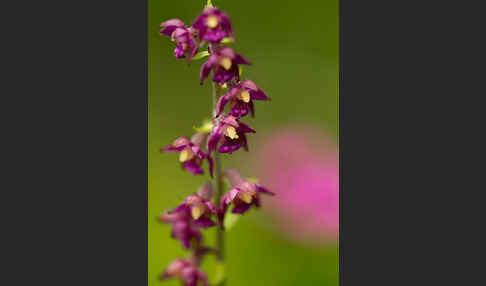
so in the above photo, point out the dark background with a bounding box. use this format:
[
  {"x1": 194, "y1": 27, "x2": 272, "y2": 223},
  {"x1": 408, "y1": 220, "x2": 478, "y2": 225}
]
[{"x1": 2, "y1": 0, "x2": 476, "y2": 285}]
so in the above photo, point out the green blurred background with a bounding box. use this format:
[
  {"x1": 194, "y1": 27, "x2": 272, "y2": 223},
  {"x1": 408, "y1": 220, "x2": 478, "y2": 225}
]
[{"x1": 148, "y1": 0, "x2": 338, "y2": 285}]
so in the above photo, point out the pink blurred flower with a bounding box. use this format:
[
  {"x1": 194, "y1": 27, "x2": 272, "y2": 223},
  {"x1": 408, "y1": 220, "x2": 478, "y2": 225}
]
[{"x1": 254, "y1": 126, "x2": 339, "y2": 243}]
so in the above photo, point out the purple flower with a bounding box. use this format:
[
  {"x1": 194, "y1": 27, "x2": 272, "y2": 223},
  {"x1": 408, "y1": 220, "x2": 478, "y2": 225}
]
[
  {"x1": 161, "y1": 258, "x2": 208, "y2": 286},
  {"x1": 160, "y1": 19, "x2": 198, "y2": 61},
  {"x1": 162, "y1": 133, "x2": 213, "y2": 177},
  {"x1": 171, "y1": 188, "x2": 218, "y2": 228},
  {"x1": 200, "y1": 47, "x2": 250, "y2": 84},
  {"x1": 220, "y1": 169, "x2": 275, "y2": 215},
  {"x1": 192, "y1": 7, "x2": 233, "y2": 44},
  {"x1": 159, "y1": 208, "x2": 201, "y2": 249},
  {"x1": 172, "y1": 28, "x2": 198, "y2": 61},
  {"x1": 216, "y1": 79, "x2": 270, "y2": 118},
  {"x1": 207, "y1": 115, "x2": 255, "y2": 154},
  {"x1": 160, "y1": 19, "x2": 186, "y2": 36}
]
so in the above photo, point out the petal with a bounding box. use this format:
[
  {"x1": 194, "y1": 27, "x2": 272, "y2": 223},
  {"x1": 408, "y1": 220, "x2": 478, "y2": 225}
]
[
  {"x1": 212, "y1": 68, "x2": 237, "y2": 83},
  {"x1": 224, "y1": 168, "x2": 245, "y2": 187},
  {"x1": 198, "y1": 182, "x2": 213, "y2": 201},
  {"x1": 254, "y1": 194, "x2": 261, "y2": 208},
  {"x1": 207, "y1": 128, "x2": 222, "y2": 153},
  {"x1": 159, "y1": 211, "x2": 181, "y2": 223},
  {"x1": 240, "y1": 80, "x2": 258, "y2": 91},
  {"x1": 248, "y1": 100, "x2": 255, "y2": 118},
  {"x1": 228, "y1": 101, "x2": 250, "y2": 118},
  {"x1": 215, "y1": 94, "x2": 230, "y2": 117},
  {"x1": 172, "y1": 203, "x2": 188, "y2": 213},
  {"x1": 187, "y1": 38, "x2": 198, "y2": 62},
  {"x1": 182, "y1": 237, "x2": 191, "y2": 249},
  {"x1": 203, "y1": 30, "x2": 226, "y2": 43},
  {"x1": 206, "y1": 124, "x2": 223, "y2": 154},
  {"x1": 160, "y1": 19, "x2": 186, "y2": 36},
  {"x1": 232, "y1": 203, "x2": 251, "y2": 214},
  {"x1": 161, "y1": 18, "x2": 185, "y2": 29},
  {"x1": 221, "y1": 188, "x2": 239, "y2": 207},
  {"x1": 160, "y1": 270, "x2": 172, "y2": 280},
  {"x1": 190, "y1": 132, "x2": 208, "y2": 149},
  {"x1": 206, "y1": 154, "x2": 214, "y2": 178},
  {"x1": 162, "y1": 143, "x2": 188, "y2": 152},
  {"x1": 171, "y1": 27, "x2": 188, "y2": 39},
  {"x1": 197, "y1": 27, "x2": 209, "y2": 44},
  {"x1": 197, "y1": 270, "x2": 209, "y2": 286},
  {"x1": 205, "y1": 201, "x2": 219, "y2": 214},
  {"x1": 200, "y1": 55, "x2": 216, "y2": 84},
  {"x1": 218, "y1": 140, "x2": 241, "y2": 154},
  {"x1": 234, "y1": 53, "x2": 250, "y2": 65},
  {"x1": 250, "y1": 88, "x2": 270, "y2": 101},
  {"x1": 218, "y1": 47, "x2": 236, "y2": 59},
  {"x1": 240, "y1": 133, "x2": 249, "y2": 152},
  {"x1": 237, "y1": 121, "x2": 256, "y2": 133},
  {"x1": 161, "y1": 145, "x2": 178, "y2": 152},
  {"x1": 256, "y1": 184, "x2": 276, "y2": 195},
  {"x1": 183, "y1": 160, "x2": 204, "y2": 175},
  {"x1": 191, "y1": 13, "x2": 207, "y2": 29},
  {"x1": 174, "y1": 45, "x2": 186, "y2": 59},
  {"x1": 194, "y1": 217, "x2": 215, "y2": 228},
  {"x1": 189, "y1": 46, "x2": 198, "y2": 61},
  {"x1": 173, "y1": 136, "x2": 192, "y2": 146},
  {"x1": 221, "y1": 115, "x2": 239, "y2": 127},
  {"x1": 191, "y1": 146, "x2": 205, "y2": 159}
]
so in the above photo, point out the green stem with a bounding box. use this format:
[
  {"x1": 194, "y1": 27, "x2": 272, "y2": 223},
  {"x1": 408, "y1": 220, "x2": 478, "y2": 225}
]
[{"x1": 212, "y1": 82, "x2": 225, "y2": 263}]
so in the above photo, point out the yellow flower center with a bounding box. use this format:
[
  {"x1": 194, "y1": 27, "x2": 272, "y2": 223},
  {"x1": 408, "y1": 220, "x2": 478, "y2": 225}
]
[
  {"x1": 191, "y1": 206, "x2": 203, "y2": 220},
  {"x1": 179, "y1": 149, "x2": 194, "y2": 162},
  {"x1": 220, "y1": 57, "x2": 232, "y2": 70},
  {"x1": 206, "y1": 15, "x2": 219, "y2": 28},
  {"x1": 238, "y1": 191, "x2": 253, "y2": 204},
  {"x1": 239, "y1": 90, "x2": 250, "y2": 103},
  {"x1": 225, "y1": 126, "x2": 239, "y2": 139},
  {"x1": 241, "y1": 182, "x2": 257, "y2": 195}
]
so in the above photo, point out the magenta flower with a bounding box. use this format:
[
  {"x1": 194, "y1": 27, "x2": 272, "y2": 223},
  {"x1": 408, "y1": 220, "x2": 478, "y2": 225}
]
[
  {"x1": 220, "y1": 169, "x2": 275, "y2": 215},
  {"x1": 159, "y1": 208, "x2": 201, "y2": 249},
  {"x1": 157, "y1": 6, "x2": 276, "y2": 284},
  {"x1": 161, "y1": 258, "x2": 208, "y2": 286},
  {"x1": 216, "y1": 79, "x2": 270, "y2": 118},
  {"x1": 253, "y1": 127, "x2": 339, "y2": 243},
  {"x1": 192, "y1": 7, "x2": 233, "y2": 44},
  {"x1": 207, "y1": 115, "x2": 255, "y2": 154},
  {"x1": 160, "y1": 19, "x2": 186, "y2": 36},
  {"x1": 162, "y1": 133, "x2": 213, "y2": 177},
  {"x1": 200, "y1": 47, "x2": 250, "y2": 84},
  {"x1": 160, "y1": 19, "x2": 198, "y2": 61},
  {"x1": 172, "y1": 28, "x2": 198, "y2": 61},
  {"x1": 171, "y1": 190, "x2": 218, "y2": 228}
]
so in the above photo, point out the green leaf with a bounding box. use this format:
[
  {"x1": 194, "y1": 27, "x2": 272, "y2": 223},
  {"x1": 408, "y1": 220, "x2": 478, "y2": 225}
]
[
  {"x1": 220, "y1": 37, "x2": 233, "y2": 44},
  {"x1": 191, "y1": 51, "x2": 210, "y2": 61},
  {"x1": 223, "y1": 212, "x2": 241, "y2": 231},
  {"x1": 238, "y1": 65, "x2": 243, "y2": 77},
  {"x1": 193, "y1": 119, "x2": 213, "y2": 133}
]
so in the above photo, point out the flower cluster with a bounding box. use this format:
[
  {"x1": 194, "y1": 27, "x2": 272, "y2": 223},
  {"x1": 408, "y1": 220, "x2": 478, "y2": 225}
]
[{"x1": 158, "y1": 5, "x2": 274, "y2": 286}]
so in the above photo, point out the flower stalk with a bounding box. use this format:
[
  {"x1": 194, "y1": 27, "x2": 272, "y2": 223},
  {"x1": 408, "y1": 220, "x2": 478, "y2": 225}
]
[
  {"x1": 158, "y1": 3, "x2": 274, "y2": 286},
  {"x1": 212, "y1": 81, "x2": 225, "y2": 263}
]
